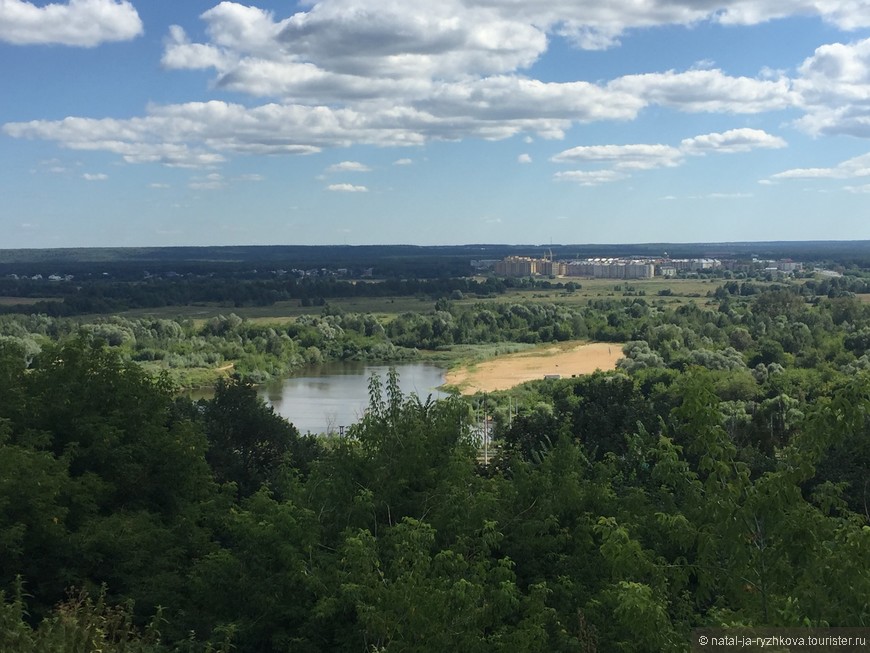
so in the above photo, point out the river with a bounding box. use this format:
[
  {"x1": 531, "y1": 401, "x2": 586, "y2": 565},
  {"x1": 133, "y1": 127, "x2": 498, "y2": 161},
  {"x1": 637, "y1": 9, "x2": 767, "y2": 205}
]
[{"x1": 257, "y1": 362, "x2": 449, "y2": 434}]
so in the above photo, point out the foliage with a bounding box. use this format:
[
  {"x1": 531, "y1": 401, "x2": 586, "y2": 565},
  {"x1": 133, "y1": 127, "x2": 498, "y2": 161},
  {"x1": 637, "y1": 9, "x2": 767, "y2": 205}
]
[{"x1": 2, "y1": 280, "x2": 870, "y2": 652}]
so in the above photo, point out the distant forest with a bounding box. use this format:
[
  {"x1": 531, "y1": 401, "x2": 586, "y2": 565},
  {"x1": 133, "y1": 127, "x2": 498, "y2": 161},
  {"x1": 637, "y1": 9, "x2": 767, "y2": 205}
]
[
  {"x1": 3, "y1": 240, "x2": 870, "y2": 277},
  {"x1": 2, "y1": 241, "x2": 870, "y2": 320}
]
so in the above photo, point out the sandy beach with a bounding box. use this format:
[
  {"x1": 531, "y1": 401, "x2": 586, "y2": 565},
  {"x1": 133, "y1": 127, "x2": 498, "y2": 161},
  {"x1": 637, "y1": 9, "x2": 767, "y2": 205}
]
[{"x1": 445, "y1": 341, "x2": 623, "y2": 395}]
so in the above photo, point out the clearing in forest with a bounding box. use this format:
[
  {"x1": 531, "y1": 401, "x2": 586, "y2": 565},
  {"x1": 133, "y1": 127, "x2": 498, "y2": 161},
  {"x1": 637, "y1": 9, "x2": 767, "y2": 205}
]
[{"x1": 446, "y1": 341, "x2": 623, "y2": 395}]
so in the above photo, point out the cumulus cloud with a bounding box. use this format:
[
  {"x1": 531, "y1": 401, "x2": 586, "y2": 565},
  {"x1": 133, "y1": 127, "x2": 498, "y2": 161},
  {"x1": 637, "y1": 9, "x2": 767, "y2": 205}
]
[
  {"x1": 551, "y1": 143, "x2": 683, "y2": 169},
  {"x1": 554, "y1": 169, "x2": 627, "y2": 186},
  {"x1": 705, "y1": 192, "x2": 753, "y2": 199},
  {"x1": 422, "y1": 76, "x2": 644, "y2": 126},
  {"x1": 151, "y1": 1, "x2": 797, "y2": 148},
  {"x1": 82, "y1": 172, "x2": 108, "y2": 181},
  {"x1": 327, "y1": 183, "x2": 369, "y2": 192},
  {"x1": 277, "y1": 0, "x2": 546, "y2": 77},
  {"x1": 769, "y1": 152, "x2": 870, "y2": 181},
  {"x1": 1, "y1": 89, "x2": 627, "y2": 166},
  {"x1": 608, "y1": 69, "x2": 796, "y2": 113},
  {"x1": 713, "y1": 0, "x2": 870, "y2": 29},
  {"x1": 464, "y1": 0, "x2": 870, "y2": 51},
  {"x1": 791, "y1": 37, "x2": 870, "y2": 137},
  {"x1": 2, "y1": 102, "x2": 344, "y2": 167},
  {"x1": 189, "y1": 172, "x2": 224, "y2": 190},
  {"x1": 680, "y1": 128, "x2": 787, "y2": 154},
  {"x1": 162, "y1": 25, "x2": 232, "y2": 70},
  {"x1": 553, "y1": 128, "x2": 786, "y2": 184},
  {"x1": 4, "y1": 0, "x2": 857, "y2": 170},
  {"x1": 393, "y1": 158, "x2": 413, "y2": 165},
  {"x1": 518, "y1": 153, "x2": 532, "y2": 163},
  {"x1": 0, "y1": 0, "x2": 142, "y2": 47},
  {"x1": 327, "y1": 161, "x2": 371, "y2": 172}
]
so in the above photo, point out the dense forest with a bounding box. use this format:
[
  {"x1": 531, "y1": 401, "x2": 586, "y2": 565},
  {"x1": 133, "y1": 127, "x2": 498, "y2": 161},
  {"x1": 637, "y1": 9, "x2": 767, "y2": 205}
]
[
  {"x1": 3, "y1": 241, "x2": 870, "y2": 273},
  {"x1": 2, "y1": 265, "x2": 870, "y2": 651}
]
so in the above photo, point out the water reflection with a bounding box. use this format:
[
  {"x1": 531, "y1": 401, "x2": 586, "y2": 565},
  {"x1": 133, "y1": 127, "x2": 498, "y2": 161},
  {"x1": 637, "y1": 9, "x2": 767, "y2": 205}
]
[{"x1": 259, "y1": 362, "x2": 448, "y2": 434}]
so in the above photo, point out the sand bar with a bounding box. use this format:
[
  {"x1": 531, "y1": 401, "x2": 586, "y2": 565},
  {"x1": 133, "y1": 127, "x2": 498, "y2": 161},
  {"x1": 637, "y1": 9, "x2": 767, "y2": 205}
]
[{"x1": 446, "y1": 341, "x2": 623, "y2": 395}]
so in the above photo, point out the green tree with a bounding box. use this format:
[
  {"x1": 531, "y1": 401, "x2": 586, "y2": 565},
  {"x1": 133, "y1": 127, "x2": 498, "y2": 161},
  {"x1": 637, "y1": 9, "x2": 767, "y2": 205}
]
[{"x1": 202, "y1": 376, "x2": 321, "y2": 497}]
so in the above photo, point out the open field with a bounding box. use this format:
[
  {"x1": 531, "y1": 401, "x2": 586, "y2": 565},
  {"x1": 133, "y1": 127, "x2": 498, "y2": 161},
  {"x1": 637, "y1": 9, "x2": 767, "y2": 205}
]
[
  {"x1": 0, "y1": 296, "x2": 57, "y2": 305},
  {"x1": 446, "y1": 341, "x2": 623, "y2": 395},
  {"x1": 88, "y1": 296, "x2": 438, "y2": 323},
  {"x1": 100, "y1": 278, "x2": 729, "y2": 323}
]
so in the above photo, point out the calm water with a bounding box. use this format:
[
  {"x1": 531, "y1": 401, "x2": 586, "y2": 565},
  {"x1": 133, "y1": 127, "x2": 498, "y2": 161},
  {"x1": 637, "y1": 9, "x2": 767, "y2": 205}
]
[{"x1": 258, "y1": 362, "x2": 449, "y2": 434}]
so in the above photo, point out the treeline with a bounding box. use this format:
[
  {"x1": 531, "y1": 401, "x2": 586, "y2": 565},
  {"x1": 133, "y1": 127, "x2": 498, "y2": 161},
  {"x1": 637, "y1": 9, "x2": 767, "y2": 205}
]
[
  {"x1": 0, "y1": 299, "x2": 595, "y2": 386},
  {"x1": 714, "y1": 275, "x2": 870, "y2": 298},
  {"x1": 0, "y1": 244, "x2": 486, "y2": 279},
  {"x1": 4, "y1": 241, "x2": 870, "y2": 272},
  {"x1": 3, "y1": 284, "x2": 870, "y2": 390},
  {"x1": 0, "y1": 276, "x2": 512, "y2": 318},
  {"x1": 1, "y1": 308, "x2": 869, "y2": 651},
  {"x1": 3, "y1": 264, "x2": 869, "y2": 322}
]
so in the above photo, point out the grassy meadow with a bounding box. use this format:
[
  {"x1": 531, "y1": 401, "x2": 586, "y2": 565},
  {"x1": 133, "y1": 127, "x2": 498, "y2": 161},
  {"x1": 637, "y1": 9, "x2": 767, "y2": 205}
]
[{"x1": 88, "y1": 277, "x2": 728, "y2": 324}]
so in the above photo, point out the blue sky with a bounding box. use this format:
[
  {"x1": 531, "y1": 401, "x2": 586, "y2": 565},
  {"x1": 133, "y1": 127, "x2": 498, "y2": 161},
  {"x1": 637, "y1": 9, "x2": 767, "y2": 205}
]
[{"x1": 2, "y1": 0, "x2": 870, "y2": 247}]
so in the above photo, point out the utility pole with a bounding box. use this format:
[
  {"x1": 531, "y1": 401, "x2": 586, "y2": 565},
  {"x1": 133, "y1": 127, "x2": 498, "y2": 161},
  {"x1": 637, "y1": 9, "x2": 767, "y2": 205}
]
[{"x1": 483, "y1": 392, "x2": 488, "y2": 465}]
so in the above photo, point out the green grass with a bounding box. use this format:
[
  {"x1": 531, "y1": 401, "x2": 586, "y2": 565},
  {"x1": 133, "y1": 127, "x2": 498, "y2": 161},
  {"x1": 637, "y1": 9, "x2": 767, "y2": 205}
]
[
  {"x1": 104, "y1": 277, "x2": 733, "y2": 323},
  {"x1": 107, "y1": 296, "x2": 441, "y2": 323},
  {"x1": 457, "y1": 278, "x2": 724, "y2": 310},
  {"x1": 425, "y1": 342, "x2": 538, "y2": 367},
  {"x1": 0, "y1": 296, "x2": 58, "y2": 305}
]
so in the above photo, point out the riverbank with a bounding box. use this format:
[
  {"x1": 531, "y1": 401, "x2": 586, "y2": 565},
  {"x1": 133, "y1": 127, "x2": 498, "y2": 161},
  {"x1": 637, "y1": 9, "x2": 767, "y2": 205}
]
[{"x1": 445, "y1": 341, "x2": 623, "y2": 394}]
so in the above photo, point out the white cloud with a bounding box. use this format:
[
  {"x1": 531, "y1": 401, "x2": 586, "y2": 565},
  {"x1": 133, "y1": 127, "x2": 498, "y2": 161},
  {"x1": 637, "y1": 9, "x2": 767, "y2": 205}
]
[
  {"x1": 82, "y1": 172, "x2": 107, "y2": 181},
  {"x1": 327, "y1": 161, "x2": 371, "y2": 172},
  {"x1": 769, "y1": 152, "x2": 870, "y2": 181},
  {"x1": 189, "y1": 172, "x2": 224, "y2": 190},
  {"x1": 792, "y1": 37, "x2": 870, "y2": 137},
  {"x1": 551, "y1": 143, "x2": 683, "y2": 169},
  {"x1": 705, "y1": 192, "x2": 753, "y2": 199},
  {"x1": 608, "y1": 69, "x2": 796, "y2": 113},
  {"x1": 4, "y1": 113, "x2": 230, "y2": 168},
  {"x1": 771, "y1": 167, "x2": 841, "y2": 180},
  {"x1": 518, "y1": 153, "x2": 532, "y2": 163},
  {"x1": 478, "y1": 0, "x2": 870, "y2": 47},
  {"x1": 200, "y1": 2, "x2": 286, "y2": 53},
  {"x1": 554, "y1": 169, "x2": 627, "y2": 185},
  {"x1": 327, "y1": 183, "x2": 368, "y2": 192},
  {"x1": 423, "y1": 76, "x2": 644, "y2": 126},
  {"x1": 680, "y1": 128, "x2": 787, "y2": 154},
  {"x1": 713, "y1": 0, "x2": 870, "y2": 29},
  {"x1": 393, "y1": 158, "x2": 413, "y2": 165},
  {"x1": 152, "y1": 2, "x2": 798, "y2": 147},
  {"x1": 274, "y1": 0, "x2": 547, "y2": 77},
  {"x1": 0, "y1": 0, "x2": 142, "y2": 47},
  {"x1": 552, "y1": 128, "x2": 786, "y2": 185},
  {"x1": 4, "y1": 0, "x2": 859, "y2": 170},
  {"x1": 162, "y1": 25, "x2": 232, "y2": 70},
  {"x1": 150, "y1": 182, "x2": 170, "y2": 189}
]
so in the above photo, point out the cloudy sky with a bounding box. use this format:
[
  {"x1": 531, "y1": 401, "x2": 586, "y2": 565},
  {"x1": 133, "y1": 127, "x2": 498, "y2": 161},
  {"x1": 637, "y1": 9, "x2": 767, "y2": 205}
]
[{"x1": 2, "y1": 0, "x2": 870, "y2": 247}]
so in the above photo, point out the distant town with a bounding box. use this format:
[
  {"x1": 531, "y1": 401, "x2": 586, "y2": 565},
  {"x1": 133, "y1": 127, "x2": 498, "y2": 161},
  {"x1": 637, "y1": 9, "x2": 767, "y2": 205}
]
[{"x1": 475, "y1": 254, "x2": 814, "y2": 279}]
